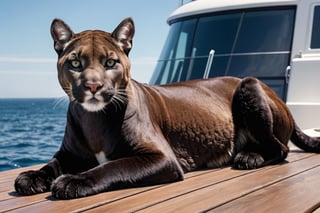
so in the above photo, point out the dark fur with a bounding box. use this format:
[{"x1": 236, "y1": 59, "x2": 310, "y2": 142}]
[{"x1": 14, "y1": 18, "x2": 320, "y2": 199}]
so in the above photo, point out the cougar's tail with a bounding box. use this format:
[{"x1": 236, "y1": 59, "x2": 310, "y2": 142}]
[{"x1": 291, "y1": 123, "x2": 320, "y2": 153}]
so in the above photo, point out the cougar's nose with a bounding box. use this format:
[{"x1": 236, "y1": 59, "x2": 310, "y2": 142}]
[{"x1": 84, "y1": 82, "x2": 103, "y2": 94}]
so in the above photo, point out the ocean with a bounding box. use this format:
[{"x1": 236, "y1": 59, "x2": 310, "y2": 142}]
[{"x1": 0, "y1": 98, "x2": 68, "y2": 171}]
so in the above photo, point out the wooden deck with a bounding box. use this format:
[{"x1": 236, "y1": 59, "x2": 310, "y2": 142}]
[{"x1": 1, "y1": 145, "x2": 320, "y2": 213}]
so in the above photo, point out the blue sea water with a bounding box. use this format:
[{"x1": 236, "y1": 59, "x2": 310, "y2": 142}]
[{"x1": 0, "y1": 98, "x2": 68, "y2": 171}]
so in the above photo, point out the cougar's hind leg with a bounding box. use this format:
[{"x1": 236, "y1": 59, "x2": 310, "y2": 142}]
[{"x1": 232, "y1": 77, "x2": 288, "y2": 169}]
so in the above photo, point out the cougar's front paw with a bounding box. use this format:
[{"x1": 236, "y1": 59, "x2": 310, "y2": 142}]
[
  {"x1": 51, "y1": 174, "x2": 96, "y2": 199},
  {"x1": 15, "y1": 170, "x2": 51, "y2": 195},
  {"x1": 234, "y1": 152, "x2": 264, "y2": 169}
]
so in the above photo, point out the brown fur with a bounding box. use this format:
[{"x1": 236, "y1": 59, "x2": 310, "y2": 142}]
[{"x1": 14, "y1": 18, "x2": 320, "y2": 199}]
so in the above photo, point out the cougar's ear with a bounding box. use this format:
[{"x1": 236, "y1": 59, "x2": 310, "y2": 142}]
[
  {"x1": 112, "y1": 17, "x2": 135, "y2": 55},
  {"x1": 50, "y1": 19, "x2": 74, "y2": 55}
]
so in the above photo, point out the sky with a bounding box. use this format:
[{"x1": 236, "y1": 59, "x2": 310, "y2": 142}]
[{"x1": 0, "y1": 0, "x2": 182, "y2": 98}]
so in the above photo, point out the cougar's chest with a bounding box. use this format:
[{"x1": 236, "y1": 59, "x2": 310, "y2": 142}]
[
  {"x1": 80, "y1": 124, "x2": 112, "y2": 163},
  {"x1": 75, "y1": 108, "x2": 124, "y2": 164}
]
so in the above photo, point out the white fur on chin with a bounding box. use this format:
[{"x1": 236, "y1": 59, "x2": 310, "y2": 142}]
[{"x1": 81, "y1": 101, "x2": 107, "y2": 112}]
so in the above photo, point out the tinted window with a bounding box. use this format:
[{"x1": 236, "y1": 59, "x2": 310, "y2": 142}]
[
  {"x1": 186, "y1": 13, "x2": 242, "y2": 79},
  {"x1": 311, "y1": 6, "x2": 320, "y2": 49},
  {"x1": 193, "y1": 13, "x2": 242, "y2": 56},
  {"x1": 158, "y1": 22, "x2": 182, "y2": 61},
  {"x1": 235, "y1": 9, "x2": 295, "y2": 52},
  {"x1": 228, "y1": 54, "x2": 291, "y2": 77},
  {"x1": 150, "y1": 20, "x2": 196, "y2": 84},
  {"x1": 229, "y1": 8, "x2": 295, "y2": 78},
  {"x1": 189, "y1": 56, "x2": 229, "y2": 79}
]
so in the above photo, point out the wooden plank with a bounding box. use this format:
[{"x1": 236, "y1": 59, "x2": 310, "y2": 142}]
[
  {"x1": 0, "y1": 182, "x2": 13, "y2": 193},
  {"x1": 0, "y1": 150, "x2": 315, "y2": 212},
  {"x1": 0, "y1": 193, "x2": 50, "y2": 212},
  {"x1": 132, "y1": 154, "x2": 320, "y2": 213},
  {"x1": 0, "y1": 165, "x2": 43, "y2": 194},
  {"x1": 0, "y1": 165, "x2": 43, "y2": 184},
  {"x1": 83, "y1": 169, "x2": 255, "y2": 212},
  {"x1": 1, "y1": 185, "x2": 163, "y2": 213},
  {"x1": 5, "y1": 151, "x2": 311, "y2": 212},
  {"x1": 209, "y1": 165, "x2": 320, "y2": 213},
  {"x1": 81, "y1": 152, "x2": 315, "y2": 212},
  {"x1": 3, "y1": 171, "x2": 223, "y2": 213},
  {"x1": 0, "y1": 167, "x2": 218, "y2": 212},
  {"x1": 0, "y1": 191, "x2": 16, "y2": 202}
]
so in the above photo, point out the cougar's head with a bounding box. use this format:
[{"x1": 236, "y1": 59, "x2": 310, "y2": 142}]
[{"x1": 51, "y1": 18, "x2": 134, "y2": 112}]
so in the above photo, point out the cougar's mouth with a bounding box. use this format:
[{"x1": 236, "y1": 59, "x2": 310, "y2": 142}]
[
  {"x1": 88, "y1": 97, "x2": 100, "y2": 104},
  {"x1": 81, "y1": 94, "x2": 107, "y2": 112}
]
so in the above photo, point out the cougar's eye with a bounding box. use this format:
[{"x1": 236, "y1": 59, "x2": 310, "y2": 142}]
[
  {"x1": 105, "y1": 59, "x2": 118, "y2": 69},
  {"x1": 70, "y1": 60, "x2": 81, "y2": 69}
]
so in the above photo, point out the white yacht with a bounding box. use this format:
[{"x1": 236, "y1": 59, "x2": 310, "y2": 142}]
[{"x1": 150, "y1": 0, "x2": 320, "y2": 133}]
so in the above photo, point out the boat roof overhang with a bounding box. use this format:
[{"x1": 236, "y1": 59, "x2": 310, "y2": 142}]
[{"x1": 168, "y1": 0, "x2": 298, "y2": 24}]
